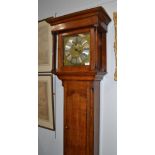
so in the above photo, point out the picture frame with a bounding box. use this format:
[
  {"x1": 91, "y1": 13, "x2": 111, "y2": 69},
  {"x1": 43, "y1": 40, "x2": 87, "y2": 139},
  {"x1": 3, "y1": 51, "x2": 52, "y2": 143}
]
[
  {"x1": 38, "y1": 20, "x2": 52, "y2": 72},
  {"x1": 113, "y1": 12, "x2": 117, "y2": 81},
  {"x1": 38, "y1": 74, "x2": 55, "y2": 130}
]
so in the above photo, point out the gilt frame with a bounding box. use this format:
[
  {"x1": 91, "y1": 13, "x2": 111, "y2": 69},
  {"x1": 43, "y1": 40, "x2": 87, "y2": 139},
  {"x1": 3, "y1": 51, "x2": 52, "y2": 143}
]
[{"x1": 113, "y1": 12, "x2": 117, "y2": 81}]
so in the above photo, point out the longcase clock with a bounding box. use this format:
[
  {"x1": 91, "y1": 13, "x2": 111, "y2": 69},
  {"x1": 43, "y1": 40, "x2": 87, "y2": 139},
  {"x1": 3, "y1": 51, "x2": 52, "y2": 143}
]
[{"x1": 47, "y1": 6, "x2": 111, "y2": 155}]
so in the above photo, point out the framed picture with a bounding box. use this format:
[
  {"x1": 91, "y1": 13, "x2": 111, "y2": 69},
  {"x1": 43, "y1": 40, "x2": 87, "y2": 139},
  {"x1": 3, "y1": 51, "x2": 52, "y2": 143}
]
[
  {"x1": 38, "y1": 74, "x2": 54, "y2": 130},
  {"x1": 113, "y1": 12, "x2": 117, "y2": 81},
  {"x1": 38, "y1": 20, "x2": 52, "y2": 72}
]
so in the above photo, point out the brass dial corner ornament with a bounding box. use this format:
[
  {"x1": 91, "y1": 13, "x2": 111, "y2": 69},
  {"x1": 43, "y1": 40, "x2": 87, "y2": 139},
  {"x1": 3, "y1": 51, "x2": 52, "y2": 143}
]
[{"x1": 63, "y1": 33, "x2": 90, "y2": 66}]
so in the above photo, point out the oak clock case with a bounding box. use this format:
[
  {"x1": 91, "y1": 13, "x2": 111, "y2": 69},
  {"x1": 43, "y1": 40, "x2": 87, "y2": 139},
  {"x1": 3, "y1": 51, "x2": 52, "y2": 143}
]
[{"x1": 47, "y1": 6, "x2": 111, "y2": 155}]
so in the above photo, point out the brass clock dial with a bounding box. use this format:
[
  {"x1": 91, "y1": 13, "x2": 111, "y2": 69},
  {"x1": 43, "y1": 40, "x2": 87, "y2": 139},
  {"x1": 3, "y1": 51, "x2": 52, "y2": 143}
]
[{"x1": 63, "y1": 33, "x2": 90, "y2": 66}]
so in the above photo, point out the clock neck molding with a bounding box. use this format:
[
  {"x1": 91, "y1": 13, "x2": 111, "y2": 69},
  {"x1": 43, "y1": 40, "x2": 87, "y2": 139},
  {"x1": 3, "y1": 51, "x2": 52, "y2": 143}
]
[{"x1": 47, "y1": 6, "x2": 111, "y2": 155}]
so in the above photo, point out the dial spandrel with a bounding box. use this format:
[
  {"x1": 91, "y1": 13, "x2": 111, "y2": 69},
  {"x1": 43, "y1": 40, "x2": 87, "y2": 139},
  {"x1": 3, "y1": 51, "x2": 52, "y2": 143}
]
[{"x1": 63, "y1": 33, "x2": 90, "y2": 66}]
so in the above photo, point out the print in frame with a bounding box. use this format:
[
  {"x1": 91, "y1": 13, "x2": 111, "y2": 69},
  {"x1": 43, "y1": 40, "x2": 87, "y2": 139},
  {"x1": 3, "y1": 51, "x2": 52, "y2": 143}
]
[
  {"x1": 38, "y1": 20, "x2": 52, "y2": 72},
  {"x1": 38, "y1": 74, "x2": 54, "y2": 130}
]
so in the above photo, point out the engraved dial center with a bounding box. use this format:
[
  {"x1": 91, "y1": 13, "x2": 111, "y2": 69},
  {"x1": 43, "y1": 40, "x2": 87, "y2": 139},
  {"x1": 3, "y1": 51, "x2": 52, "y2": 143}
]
[{"x1": 64, "y1": 33, "x2": 90, "y2": 66}]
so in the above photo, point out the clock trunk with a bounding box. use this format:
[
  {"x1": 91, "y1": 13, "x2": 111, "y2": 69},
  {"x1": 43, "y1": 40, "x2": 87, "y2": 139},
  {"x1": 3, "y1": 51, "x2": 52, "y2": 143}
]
[{"x1": 64, "y1": 81, "x2": 100, "y2": 155}]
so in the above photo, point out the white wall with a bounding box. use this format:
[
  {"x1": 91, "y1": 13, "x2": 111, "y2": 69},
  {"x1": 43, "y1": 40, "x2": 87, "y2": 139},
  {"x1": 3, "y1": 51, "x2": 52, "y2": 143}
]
[{"x1": 38, "y1": 0, "x2": 117, "y2": 155}]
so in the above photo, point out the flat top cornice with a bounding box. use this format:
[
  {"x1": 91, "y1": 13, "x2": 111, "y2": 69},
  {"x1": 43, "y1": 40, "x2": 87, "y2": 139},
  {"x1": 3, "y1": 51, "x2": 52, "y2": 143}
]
[{"x1": 46, "y1": 6, "x2": 111, "y2": 26}]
